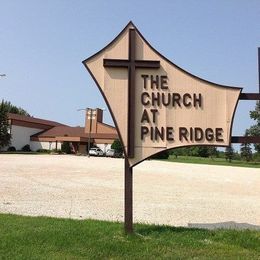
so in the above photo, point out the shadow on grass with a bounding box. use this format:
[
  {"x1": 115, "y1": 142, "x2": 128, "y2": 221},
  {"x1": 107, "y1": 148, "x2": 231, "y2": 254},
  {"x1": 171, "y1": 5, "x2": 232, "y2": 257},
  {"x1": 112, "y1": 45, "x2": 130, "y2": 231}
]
[
  {"x1": 188, "y1": 221, "x2": 260, "y2": 230},
  {"x1": 135, "y1": 223, "x2": 207, "y2": 236},
  {"x1": 135, "y1": 221, "x2": 260, "y2": 237}
]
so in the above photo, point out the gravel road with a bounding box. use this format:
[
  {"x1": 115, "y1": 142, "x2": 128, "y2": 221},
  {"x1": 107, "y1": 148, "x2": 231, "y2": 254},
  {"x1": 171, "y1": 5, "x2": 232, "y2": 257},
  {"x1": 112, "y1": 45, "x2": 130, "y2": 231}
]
[{"x1": 0, "y1": 154, "x2": 259, "y2": 229}]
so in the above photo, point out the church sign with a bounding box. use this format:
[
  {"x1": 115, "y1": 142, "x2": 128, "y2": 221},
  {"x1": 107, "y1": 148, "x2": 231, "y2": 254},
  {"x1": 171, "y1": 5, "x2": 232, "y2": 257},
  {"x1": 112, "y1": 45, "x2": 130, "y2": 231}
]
[{"x1": 83, "y1": 22, "x2": 260, "y2": 233}]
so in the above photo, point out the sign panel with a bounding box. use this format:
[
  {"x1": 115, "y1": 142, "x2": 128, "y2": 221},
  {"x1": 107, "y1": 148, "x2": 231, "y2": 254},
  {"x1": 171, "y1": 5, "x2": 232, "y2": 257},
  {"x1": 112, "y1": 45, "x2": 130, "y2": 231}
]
[{"x1": 83, "y1": 22, "x2": 241, "y2": 167}]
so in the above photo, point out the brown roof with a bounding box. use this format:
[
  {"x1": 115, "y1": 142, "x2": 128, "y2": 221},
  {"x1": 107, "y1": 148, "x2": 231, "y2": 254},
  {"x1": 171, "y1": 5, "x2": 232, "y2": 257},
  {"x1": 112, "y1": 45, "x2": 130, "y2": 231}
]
[
  {"x1": 8, "y1": 113, "x2": 65, "y2": 127},
  {"x1": 32, "y1": 125, "x2": 118, "y2": 140},
  {"x1": 33, "y1": 126, "x2": 86, "y2": 138}
]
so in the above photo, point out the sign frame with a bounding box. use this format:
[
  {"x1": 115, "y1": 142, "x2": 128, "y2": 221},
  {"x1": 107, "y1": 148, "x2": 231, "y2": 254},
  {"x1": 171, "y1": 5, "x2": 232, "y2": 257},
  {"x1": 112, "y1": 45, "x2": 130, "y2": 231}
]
[{"x1": 83, "y1": 21, "x2": 260, "y2": 233}]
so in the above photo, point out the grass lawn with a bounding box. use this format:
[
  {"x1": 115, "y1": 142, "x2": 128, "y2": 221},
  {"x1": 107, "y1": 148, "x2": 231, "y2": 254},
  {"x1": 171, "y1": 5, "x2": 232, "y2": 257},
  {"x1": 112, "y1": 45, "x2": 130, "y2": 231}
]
[
  {"x1": 164, "y1": 155, "x2": 260, "y2": 168},
  {"x1": 0, "y1": 214, "x2": 259, "y2": 259}
]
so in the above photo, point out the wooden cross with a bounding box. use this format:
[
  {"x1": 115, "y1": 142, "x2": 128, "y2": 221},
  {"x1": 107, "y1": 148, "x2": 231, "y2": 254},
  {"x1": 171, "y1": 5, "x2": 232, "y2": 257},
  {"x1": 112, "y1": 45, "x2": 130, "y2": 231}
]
[{"x1": 103, "y1": 28, "x2": 160, "y2": 158}]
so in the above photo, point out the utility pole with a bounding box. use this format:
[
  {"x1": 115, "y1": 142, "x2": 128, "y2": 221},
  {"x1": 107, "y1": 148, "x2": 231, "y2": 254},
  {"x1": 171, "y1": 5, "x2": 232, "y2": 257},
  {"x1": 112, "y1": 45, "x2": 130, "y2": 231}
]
[{"x1": 258, "y1": 47, "x2": 260, "y2": 94}]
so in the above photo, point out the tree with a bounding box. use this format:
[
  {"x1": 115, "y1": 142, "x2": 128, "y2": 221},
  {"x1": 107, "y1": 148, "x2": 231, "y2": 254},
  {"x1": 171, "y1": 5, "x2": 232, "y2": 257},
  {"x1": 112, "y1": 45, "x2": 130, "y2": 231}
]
[
  {"x1": 0, "y1": 100, "x2": 30, "y2": 151},
  {"x1": 225, "y1": 145, "x2": 234, "y2": 162},
  {"x1": 208, "y1": 146, "x2": 218, "y2": 158},
  {"x1": 111, "y1": 139, "x2": 123, "y2": 154},
  {"x1": 240, "y1": 130, "x2": 253, "y2": 162},
  {"x1": 197, "y1": 146, "x2": 210, "y2": 157},
  {"x1": 186, "y1": 146, "x2": 200, "y2": 156},
  {"x1": 0, "y1": 101, "x2": 11, "y2": 149},
  {"x1": 61, "y1": 142, "x2": 72, "y2": 154},
  {"x1": 170, "y1": 146, "x2": 217, "y2": 158},
  {"x1": 247, "y1": 101, "x2": 260, "y2": 153},
  {"x1": 170, "y1": 148, "x2": 181, "y2": 158},
  {"x1": 0, "y1": 99, "x2": 30, "y2": 116},
  {"x1": 240, "y1": 142, "x2": 253, "y2": 162}
]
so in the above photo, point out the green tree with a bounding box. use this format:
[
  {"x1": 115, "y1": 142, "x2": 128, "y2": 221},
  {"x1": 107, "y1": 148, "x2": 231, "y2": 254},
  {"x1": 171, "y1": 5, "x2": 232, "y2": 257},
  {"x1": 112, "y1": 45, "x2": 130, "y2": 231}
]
[
  {"x1": 208, "y1": 146, "x2": 218, "y2": 159},
  {"x1": 240, "y1": 143, "x2": 253, "y2": 162},
  {"x1": 247, "y1": 101, "x2": 260, "y2": 153},
  {"x1": 225, "y1": 145, "x2": 234, "y2": 162},
  {"x1": 197, "y1": 146, "x2": 210, "y2": 157},
  {"x1": 240, "y1": 130, "x2": 253, "y2": 162},
  {"x1": 0, "y1": 101, "x2": 11, "y2": 149},
  {"x1": 61, "y1": 142, "x2": 72, "y2": 154},
  {"x1": 111, "y1": 139, "x2": 123, "y2": 154},
  {"x1": 170, "y1": 148, "x2": 181, "y2": 158},
  {"x1": 170, "y1": 146, "x2": 216, "y2": 158},
  {"x1": 1, "y1": 99, "x2": 30, "y2": 116}
]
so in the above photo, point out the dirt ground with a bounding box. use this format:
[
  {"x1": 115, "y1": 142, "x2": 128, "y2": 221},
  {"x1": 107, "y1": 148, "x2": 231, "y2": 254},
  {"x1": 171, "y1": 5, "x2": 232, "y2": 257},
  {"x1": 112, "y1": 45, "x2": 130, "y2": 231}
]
[{"x1": 0, "y1": 154, "x2": 259, "y2": 229}]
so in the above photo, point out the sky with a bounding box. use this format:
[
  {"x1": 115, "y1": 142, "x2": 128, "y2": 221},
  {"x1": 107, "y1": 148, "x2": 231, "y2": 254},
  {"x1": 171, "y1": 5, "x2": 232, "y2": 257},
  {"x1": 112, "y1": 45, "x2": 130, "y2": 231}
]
[{"x1": 0, "y1": 0, "x2": 259, "y2": 142}]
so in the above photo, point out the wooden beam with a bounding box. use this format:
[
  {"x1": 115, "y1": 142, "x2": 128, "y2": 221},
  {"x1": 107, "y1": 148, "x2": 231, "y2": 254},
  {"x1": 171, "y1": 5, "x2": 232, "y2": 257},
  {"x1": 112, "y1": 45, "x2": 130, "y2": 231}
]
[
  {"x1": 239, "y1": 93, "x2": 260, "y2": 100},
  {"x1": 231, "y1": 136, "x2": 260, "y2": 143}
]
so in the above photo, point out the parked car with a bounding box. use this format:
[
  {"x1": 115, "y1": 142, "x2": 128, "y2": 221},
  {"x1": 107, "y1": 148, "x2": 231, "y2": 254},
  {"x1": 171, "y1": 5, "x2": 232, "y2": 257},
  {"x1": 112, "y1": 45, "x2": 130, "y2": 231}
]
[
  {"x1": 106, "y1": 149, "x2": 123, "y2": 158},
  {"x1": 89, "y1": 148, "x2": 104, "y2": 156}
]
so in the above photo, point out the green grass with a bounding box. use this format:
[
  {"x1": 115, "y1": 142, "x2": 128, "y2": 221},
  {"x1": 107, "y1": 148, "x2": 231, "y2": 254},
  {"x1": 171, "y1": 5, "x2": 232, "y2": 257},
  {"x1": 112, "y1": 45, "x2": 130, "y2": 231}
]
[
  {"x1": 164, "y1": 155, "x2": 260, "y2": 168},
  {"x1": 0, "y1": 214, "x2": 259, "y2": 259}
]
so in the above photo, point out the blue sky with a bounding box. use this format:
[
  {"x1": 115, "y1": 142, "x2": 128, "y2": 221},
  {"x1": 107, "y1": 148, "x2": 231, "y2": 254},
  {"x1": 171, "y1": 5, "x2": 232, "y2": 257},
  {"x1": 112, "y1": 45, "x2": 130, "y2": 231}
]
[{"x1": 0, "y1": 0, "x2": 259, "y2": 141}]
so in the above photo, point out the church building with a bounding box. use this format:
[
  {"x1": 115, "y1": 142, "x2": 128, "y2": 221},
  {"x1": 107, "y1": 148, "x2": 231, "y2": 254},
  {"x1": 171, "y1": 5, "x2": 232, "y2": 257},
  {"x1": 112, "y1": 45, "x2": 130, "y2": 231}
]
[{"x1": 6, "y1": 108, "x2": 118, "y2": 153}]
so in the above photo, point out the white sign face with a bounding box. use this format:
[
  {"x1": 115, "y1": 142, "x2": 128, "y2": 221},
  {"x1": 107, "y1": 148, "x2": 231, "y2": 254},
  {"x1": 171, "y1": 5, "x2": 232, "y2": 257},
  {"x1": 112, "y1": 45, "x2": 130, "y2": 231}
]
[{"x1": 83, "y1": 22, "x2": 242, "y2": 167}]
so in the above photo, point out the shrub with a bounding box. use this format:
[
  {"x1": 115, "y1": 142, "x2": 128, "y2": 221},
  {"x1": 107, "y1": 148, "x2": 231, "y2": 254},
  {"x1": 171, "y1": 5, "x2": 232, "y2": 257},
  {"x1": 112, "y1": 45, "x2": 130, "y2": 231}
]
[
  {"x1": 225, "y1": 146, "x2": 234, "y2": 162},
  {"x1": 36, "y1": 149, "x2": 49, "y2": 153},
  {"x1": 240, "y1": 142, "x2": 253, "y2": 162},
  {"x1": 61, "y1": 142, "x2": 71, "y2": 154},
  {"x1": 111, "y1": 139, "x2": 123, "y2": 154},
  {"x1": 22, "y1": 144, "x2": 31, "y2": 152},
  {"x1": 170, "y1": 149, "x2": 179, "y2": 158},
  {"x1": 51, "y1": 149, "x2": 62, "y2": 154},
  {"x1": 253, "y1": 153, "x2": 260, "y2": 162},
  {"x1": 197, "y1": 147, "x2": 210, "y2": 157},
  {"x1": 7, "y1": 146, "x2": 16, "y2": 152}
]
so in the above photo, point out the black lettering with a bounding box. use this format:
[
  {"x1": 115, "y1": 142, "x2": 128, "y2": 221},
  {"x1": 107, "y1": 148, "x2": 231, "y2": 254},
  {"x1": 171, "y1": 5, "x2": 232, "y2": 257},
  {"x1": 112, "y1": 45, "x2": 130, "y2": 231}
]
[
  {"x1": 141, "y1": 92, "x2": 150, "y2": 106},
  {"x1": 151, "y1": 92, "x2": 161, "y2": 106},
  {"x1": 179, "y1": 127, "x2": 188, "y2": 141},
  {"x1": 141, "y1": 109, "x2": 150, "y2": 123},
  {"x1": 141, "y1": 74, "x2": 149, "y2": 89},
  {"x1": 183, "y1": 93, "x2": 192, "y2": 107},
  {"x1": 190, "y1": 127, "x2": 194, "y2": 141},
  {"x1": 194, "y1": 93, "x2": 202, "y2": 108},
  {"x1": 166, "y1": 127, "x2": 174, "y2": 141},
  {"x1": 160, "y1": 75, "x2": 168, "y2": 89},
  {"x1": 151, "y1": 75, "x2": 159, "y2": 89},
  {"x1": 150, "y1": 109, "x2": 158, "y2": 123},
  {"x1": 172, "y1": 93, "x2": 181, "y2": 107},
  {"x1": 150, "y1": 127, "x2": 154, "y2": 141},
  {"x1": 195, "y1": 127, "x2": 203, "y2": 141},
  {"x1": 141, "y1": 126, "x2": 149, "y2": 140},
  {"x1": 162, "y1": 93, "x2": 171, "y2": 106},
  {"x1": 205, "y1": 128, "x2": 214, "y2": 141},
  {"x1": 216, "y1": 128, "x2": 224, "y2": 141},
  {"x1": 155, "y1": 127, "x2": 165, "y2": 141}
]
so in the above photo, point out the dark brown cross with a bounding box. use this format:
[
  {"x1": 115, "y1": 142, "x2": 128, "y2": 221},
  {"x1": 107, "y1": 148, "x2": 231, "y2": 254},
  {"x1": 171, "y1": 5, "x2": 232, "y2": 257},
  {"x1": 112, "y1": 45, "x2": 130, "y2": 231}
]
[{"x1": 103, "y1": 28, "x2": 160, "y2": 158}]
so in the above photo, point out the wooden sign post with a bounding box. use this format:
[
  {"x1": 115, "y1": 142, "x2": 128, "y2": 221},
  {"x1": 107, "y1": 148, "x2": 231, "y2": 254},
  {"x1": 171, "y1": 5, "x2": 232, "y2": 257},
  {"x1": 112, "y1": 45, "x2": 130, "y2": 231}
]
[{"x1": 83, "y1": 22, "x2": 260, "y2": 234}]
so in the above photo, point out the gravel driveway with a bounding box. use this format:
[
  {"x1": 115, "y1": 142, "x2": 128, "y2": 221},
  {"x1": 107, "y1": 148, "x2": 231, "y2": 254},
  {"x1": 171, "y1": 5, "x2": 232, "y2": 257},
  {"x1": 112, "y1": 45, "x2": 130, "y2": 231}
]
[{"x1": 0, "y1": 154, "x2": 259, "y2": 229}]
